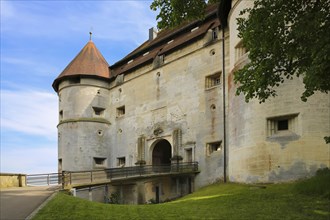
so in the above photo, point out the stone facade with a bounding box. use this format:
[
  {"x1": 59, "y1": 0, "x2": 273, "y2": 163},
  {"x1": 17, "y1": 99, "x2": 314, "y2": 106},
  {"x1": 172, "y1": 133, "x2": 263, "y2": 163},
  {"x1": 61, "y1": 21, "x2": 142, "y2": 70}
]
[{"x1": 53, "y1": 1, "x2": 330, "y2": 203}]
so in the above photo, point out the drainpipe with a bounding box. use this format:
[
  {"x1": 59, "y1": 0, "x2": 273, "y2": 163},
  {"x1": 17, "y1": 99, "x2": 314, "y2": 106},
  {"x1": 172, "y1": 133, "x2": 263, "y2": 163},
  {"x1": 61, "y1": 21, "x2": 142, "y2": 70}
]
[
  {"x1": 222, "y1": 28, "x2": 227, "y2": 183},
  {"x1": 218, "y1": 0, "x2": 231, "y2": 183}
]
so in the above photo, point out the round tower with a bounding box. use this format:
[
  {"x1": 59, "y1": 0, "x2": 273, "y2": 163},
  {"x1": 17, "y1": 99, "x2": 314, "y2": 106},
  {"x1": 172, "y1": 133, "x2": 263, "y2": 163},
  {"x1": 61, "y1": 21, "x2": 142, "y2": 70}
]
[
  {"x1": 227, "y1": 0, "x2": 330, "y2": 183},
  {"x1": 53, "y1": 38, "x2": 111, "y2": 172}
]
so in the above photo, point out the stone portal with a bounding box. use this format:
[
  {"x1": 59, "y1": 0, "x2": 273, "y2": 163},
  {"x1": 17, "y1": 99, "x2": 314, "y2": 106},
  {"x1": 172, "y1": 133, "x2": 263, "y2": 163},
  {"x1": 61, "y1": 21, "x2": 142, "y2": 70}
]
[{"x1": 152, "y1": 139, "x2": 172, "y2": 165}]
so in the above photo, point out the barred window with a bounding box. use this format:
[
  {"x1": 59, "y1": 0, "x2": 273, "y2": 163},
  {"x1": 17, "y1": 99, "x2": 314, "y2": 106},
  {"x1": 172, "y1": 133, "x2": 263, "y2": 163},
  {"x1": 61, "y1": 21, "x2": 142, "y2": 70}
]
[
  {"x1": 267, "y1": 114, "x2": 299, "y2": 137},
  {"x1": 205, "y1": 72, "x2": 221, "y2": 89}
]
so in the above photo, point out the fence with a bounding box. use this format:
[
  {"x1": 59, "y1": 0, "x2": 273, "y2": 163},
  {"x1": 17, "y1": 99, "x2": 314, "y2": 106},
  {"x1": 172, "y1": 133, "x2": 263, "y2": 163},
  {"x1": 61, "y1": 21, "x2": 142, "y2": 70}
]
[
  {"x1": 26, "y1": 173, "x2": 61, "y2": 186},
  {"x1": 63, "y1": 162, "x2": 199, "y2": 187}
]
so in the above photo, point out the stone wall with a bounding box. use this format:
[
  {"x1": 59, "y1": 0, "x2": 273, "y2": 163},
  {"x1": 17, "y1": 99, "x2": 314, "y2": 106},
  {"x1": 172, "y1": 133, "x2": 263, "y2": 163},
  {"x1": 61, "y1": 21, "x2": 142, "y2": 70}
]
[{"x1": 0, "y1": 173, "x2": 26, "y2": 188}]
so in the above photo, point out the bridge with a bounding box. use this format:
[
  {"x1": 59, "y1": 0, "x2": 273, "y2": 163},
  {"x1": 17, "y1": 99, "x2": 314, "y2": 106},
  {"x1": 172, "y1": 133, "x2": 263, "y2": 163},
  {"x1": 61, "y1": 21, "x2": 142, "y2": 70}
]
[{"x1": 25, "y1": 162, "x2": 199, "y2": 189}]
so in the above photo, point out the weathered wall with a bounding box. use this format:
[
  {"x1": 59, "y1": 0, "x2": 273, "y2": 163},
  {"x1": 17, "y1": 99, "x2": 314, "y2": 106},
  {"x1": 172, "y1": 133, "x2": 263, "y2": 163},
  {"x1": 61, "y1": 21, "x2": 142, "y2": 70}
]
[
  {"x1": 108, "y1": 33, "x2": 225, "y2": 188},
  {"x1": 227, "y1": 0, "x2": 330, "y2": 183},
  {"x1": 58, "y1": 79, "x2": 111, "y2": 171}
]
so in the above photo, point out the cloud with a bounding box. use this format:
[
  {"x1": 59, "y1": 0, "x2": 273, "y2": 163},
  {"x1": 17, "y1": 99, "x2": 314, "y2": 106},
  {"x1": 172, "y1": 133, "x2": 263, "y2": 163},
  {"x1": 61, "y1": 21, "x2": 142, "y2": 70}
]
[
  {"x1": 1, "y1": 146, "x2": 57, "y2": 174},
  {"x1": 1, "y1": 89, "x2": 58, "y2": 139},
  {"x1": 1, "y1": 1, "x2": 157, "y2": 45}
]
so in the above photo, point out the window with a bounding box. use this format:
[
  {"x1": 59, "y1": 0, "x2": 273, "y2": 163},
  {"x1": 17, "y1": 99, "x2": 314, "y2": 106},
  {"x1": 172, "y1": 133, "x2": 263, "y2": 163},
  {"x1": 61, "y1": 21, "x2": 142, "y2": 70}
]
[
  {"x1": 58, "y1": 159, "x2": 62, "y2": 172},
  {"x1": 137, "y1": 136, "x2": 146, "y2": 162},
  {"x1": 116, "y1": 106, "x2": 125, "y2": 117},
  {"x1": 191, "y1": 26, "x2": 199, "y2": 32},
  {"x1": 153, "y1": 55, "x2": 165, "y2": 68},
  {"x1": 68, "y1": 77, "x2": 80, "y2": 84},
  {"x1": 235, "y1": 40, "x2": 249, "y2": 61},
  {"x1": 185, "y1": 148, "x2": 192, "y2": 162},
  {"x1": 205, "y1": 72, "x2": 221, "y2": 89},
  {"x1": 93, "y1": 107, "x2": 105, "y2": 116},
  {"x1": 212, "y1": 28, "x2": 218, "y2": 40},
  {"x1": 117, "y1": 157, "x2": 126, "y2": 167},
  {"x1": 277, "y1": 120, "x2": 288, "y2": 131},
  {"x1": 59, "y1": 110, "x2": 63, "y2": 120},
  {"x1": 94, "y1": 157, "x2": 106, "y2": 168},
  {"x1": 206, "y1": 141, "x2": 222, "y2": 156},
  {"x1": 267, "y1": 114, "x2": 299, "y2": 136}
]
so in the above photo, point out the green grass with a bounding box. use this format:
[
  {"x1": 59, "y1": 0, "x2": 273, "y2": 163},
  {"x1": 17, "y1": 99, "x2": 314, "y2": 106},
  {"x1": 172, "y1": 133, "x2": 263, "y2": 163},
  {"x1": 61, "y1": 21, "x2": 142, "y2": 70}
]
[{"x1": 34, "y1": 178, "x2": 330, "y2": 220}]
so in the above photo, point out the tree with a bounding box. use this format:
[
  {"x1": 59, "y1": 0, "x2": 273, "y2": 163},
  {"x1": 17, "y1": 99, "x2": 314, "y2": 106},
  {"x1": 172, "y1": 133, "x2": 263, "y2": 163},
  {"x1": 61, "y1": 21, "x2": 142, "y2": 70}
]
[
  {"x1": 151, "y1": 0, "x2": 330, "y2": 103},
  {"x1": 235, "y1": 0, "x2": 330, "y2": 103},
  {"x1": 150, "y1": 0, "x2": 218, "y2": 30}
]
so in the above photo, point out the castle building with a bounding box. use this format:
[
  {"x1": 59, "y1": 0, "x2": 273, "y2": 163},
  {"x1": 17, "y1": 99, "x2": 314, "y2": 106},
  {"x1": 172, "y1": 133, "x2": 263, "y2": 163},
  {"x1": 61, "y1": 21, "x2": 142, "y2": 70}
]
[{"x1": 52, "y1": 1, "x2": 329, "y2": 203}]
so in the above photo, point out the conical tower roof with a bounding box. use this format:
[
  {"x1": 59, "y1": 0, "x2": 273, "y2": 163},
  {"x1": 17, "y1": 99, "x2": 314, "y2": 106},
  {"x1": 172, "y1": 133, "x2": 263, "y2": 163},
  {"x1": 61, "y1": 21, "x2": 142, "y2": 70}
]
[{"x1": 52, "y1": 40, "x2": 110, "y2": 92}]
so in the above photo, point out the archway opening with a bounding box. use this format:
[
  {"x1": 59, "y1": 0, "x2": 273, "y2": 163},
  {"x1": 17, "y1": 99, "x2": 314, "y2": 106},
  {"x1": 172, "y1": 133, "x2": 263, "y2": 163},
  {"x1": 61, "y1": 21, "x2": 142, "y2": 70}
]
[{"x1": 152, "y1": 139, "x2": 172, "y2": 165}]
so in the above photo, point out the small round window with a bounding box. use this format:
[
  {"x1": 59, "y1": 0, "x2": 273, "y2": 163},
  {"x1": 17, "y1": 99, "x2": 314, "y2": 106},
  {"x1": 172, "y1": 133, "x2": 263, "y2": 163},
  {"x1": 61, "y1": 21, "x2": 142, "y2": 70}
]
[
  {"x1": 210, "y1": 49, "x2": 216, "y2": 56},
  {"x1": 210, "y1": 104, "x2": 216, "y2": 111},
  {"x1": 97, "y1": 130, "x2": 103, "y2": 136}
]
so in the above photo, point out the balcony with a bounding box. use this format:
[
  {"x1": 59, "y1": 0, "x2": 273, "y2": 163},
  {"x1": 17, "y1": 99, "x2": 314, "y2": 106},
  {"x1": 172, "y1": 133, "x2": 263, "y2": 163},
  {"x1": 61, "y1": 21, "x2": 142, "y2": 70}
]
[{"x1": 62, "y1": 162, "x2": 199, "y2": 188}]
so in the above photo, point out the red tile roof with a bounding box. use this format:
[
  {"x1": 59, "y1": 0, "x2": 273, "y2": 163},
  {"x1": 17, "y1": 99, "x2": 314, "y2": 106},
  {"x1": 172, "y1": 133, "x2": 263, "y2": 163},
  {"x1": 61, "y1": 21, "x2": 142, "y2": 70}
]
[
  {"x1": 53, "y1": 40, "x2": 110, "y2": 92},
  {"x1": 110, "y1": 4, "x2": 220, "y2": 78}
]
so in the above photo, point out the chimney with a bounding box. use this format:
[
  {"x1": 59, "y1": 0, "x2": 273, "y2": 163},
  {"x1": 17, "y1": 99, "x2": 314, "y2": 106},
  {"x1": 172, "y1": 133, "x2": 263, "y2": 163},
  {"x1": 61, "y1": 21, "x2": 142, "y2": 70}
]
[{"x1": 149, "y1": 27, "x2": 158, "y2": 41}]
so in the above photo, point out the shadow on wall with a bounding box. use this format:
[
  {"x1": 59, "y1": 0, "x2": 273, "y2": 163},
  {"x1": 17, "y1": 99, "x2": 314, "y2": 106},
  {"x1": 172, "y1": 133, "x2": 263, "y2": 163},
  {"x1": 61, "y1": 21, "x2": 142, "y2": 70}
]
[{"x1": 268, "y1": 161, "x2": 327, "y2": 182}]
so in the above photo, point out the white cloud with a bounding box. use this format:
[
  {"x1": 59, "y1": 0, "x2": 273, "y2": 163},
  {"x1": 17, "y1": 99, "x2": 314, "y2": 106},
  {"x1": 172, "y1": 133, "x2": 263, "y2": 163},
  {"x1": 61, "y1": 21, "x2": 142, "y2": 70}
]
[
  {"x1": 1, "y1": 89, "x2": 58, "y2": 139},
  {"x1": 1, "y1": 146, "x2": 57, "y2": 174}
]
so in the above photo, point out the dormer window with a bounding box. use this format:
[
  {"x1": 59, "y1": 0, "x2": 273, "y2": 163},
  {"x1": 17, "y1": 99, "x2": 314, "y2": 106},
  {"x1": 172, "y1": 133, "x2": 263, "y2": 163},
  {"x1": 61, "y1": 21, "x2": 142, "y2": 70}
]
[
  {"x1": 191, "y1": 26, "x2": 199, "y2": 32},
  {"x1": 212, "y1": 28, "x2": 218, "y2": 40}
]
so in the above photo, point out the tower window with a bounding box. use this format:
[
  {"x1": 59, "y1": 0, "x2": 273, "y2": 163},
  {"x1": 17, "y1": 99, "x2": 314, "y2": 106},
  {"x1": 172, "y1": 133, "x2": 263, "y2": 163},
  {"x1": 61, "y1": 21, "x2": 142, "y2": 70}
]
[
  {"x1": 93, "y1": 107, "x2": 105, "y2": 116},
  {"x1": 235, "y1": 40, "x2": 249, "y2": 61},
  {"x1": 116, "y1": 106, "x2": 125, "y2": 117},
  {"x1": 94, "y1": 157, "x2": 106, "y2": 168},
  {"x1": 59, "y1": 110, "x2": 63, "y2": 120},
  {"x1": 68, "y1": 77, "x2": 80, "y2": 84}
]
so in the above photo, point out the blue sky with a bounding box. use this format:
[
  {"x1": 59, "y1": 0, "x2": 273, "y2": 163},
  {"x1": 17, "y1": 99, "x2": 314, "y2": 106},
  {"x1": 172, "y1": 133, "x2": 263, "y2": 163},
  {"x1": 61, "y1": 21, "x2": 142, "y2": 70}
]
[{"x1": 1, "y1": 0, "x2": 157, "y2": 174}]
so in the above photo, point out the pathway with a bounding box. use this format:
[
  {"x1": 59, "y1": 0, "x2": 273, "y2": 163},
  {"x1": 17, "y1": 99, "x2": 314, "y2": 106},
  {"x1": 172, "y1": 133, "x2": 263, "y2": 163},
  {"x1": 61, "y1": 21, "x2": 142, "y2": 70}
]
[{"x1": 0, "y1": 186, "x2": 58, "y2": 220}]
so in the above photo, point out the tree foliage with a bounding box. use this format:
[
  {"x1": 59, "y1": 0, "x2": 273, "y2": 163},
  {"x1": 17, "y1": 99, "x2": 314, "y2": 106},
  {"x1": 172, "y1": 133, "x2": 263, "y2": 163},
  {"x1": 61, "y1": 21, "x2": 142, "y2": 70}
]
[
  {"x1": 235, "y1": 0, "x2": 330, "y2": 102},
  {"x1": 150, "y1": 0, "x2": 218, "y2": 30}
]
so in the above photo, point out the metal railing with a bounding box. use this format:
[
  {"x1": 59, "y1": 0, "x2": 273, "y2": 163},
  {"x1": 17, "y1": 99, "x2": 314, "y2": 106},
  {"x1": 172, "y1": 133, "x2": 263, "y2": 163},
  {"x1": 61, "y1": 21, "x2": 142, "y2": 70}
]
[
  {"x1": 26, "y1": 173, "x2": 61, "y2": 186},
  {"x1": 62, "y1": 162, "x2": 199, "y2": 187}
]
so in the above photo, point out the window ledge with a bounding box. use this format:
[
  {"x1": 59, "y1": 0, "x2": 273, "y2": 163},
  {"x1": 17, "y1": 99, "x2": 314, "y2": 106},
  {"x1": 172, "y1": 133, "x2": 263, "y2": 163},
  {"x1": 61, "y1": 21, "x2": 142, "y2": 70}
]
[
  {"x1": 205, "y1": 85, "x2": 220, "y2": 91},
  {"x1": 267, "y1": 132, "x2": 300, "y2": 142}
]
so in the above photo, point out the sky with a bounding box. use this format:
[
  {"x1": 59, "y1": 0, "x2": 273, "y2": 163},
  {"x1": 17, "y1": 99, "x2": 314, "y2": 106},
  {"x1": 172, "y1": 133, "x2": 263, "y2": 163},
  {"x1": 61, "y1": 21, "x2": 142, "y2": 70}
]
[{"x1": 0, "y1": 0, "x2": 158, "y2": 174}]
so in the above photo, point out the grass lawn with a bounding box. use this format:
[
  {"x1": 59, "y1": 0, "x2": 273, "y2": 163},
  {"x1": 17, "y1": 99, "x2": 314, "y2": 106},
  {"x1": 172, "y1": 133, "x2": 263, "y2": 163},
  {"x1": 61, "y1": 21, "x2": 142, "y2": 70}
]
[{"x1": 33, "y1": 178, "x2": 330, "y2": 220}]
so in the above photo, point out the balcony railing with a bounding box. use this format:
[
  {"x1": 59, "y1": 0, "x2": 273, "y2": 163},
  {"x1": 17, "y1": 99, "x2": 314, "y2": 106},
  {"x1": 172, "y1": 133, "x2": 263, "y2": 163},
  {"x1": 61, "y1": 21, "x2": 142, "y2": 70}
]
[{"x1": 62, "y1": 162, "x2": 199, "y2": 188}]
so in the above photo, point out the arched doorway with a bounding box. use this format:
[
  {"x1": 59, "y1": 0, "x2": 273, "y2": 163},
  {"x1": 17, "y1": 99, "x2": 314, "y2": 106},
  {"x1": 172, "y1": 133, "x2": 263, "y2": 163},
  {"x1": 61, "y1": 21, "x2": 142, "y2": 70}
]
[{"x1": 152, "y1": 139, "x2": 172, "y2": 165}]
